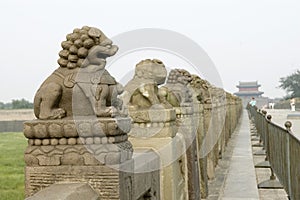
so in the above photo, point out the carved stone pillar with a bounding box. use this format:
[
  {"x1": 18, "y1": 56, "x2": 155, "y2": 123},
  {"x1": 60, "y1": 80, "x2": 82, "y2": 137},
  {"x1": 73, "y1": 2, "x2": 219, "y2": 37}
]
[
  {"x1": 128, "y1": 108, "x2": 188, "y2": 200},
  {"x1": 25, "y1": 27, "x2": 160, "y2": 200},
  {"x1": 175, "y1": 106, "x2": 201, "y2": 200},
  {"x1": 24, "y1": 117, "x2": 134, "y2": 200}
]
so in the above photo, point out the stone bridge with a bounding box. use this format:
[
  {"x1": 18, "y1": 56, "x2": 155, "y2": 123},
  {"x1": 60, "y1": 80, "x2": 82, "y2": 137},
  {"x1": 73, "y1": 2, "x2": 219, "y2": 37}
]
[{"x1": 21, "y1": 26, "x2": 297, "y2": 200}]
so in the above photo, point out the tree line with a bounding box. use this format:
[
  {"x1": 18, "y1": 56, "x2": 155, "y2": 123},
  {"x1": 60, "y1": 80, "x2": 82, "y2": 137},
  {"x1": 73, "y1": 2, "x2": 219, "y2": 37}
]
[
  {"x1": 0, "y1": 99, "x2": 33, "y2": 109},
  {"x1": 279, "y1": 69, "x2": 300, "y2": 99}
]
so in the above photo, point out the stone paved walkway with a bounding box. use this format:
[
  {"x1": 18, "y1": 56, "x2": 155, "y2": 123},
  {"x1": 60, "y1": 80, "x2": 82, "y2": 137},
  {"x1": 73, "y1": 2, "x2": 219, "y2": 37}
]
[
  {"x1": 206, "y1": 110, "x2": 289, "y2": 200},
  {"x1": 220, "y1": 111, "x2": 259, "y2": 199}
]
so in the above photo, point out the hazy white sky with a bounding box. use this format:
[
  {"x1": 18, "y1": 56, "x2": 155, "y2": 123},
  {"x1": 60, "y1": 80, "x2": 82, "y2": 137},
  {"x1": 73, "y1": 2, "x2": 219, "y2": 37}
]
[{"x1": 1, "y1": 0, "x2": 300, "y2": 102}]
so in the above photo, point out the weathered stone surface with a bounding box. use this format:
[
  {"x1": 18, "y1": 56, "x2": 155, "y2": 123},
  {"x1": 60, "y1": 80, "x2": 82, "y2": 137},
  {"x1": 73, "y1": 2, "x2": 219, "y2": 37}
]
[
  {"x1": 159, "y1": 69, "x2": 193, "y2": 108},
  {"x1": 189, "y1": 76, "x2": 209, "y2": 199},
  {"x1": 123, "y1": 59, "x2": 169, "y2": 111},
  {"x1": 125, "y1": 64, "x2": 206, "y2": 200},
  {"x1": 25, "y1": 141, "x2": 133, "y2": 166},
  {"x1": 129, "y1": 108, "x2": 176, "y2": 123},
  {"x1": 24, "y1": 118, "x2": 131, "y2": 139},
  {"x1": 24, "y1": 25, "x2": 246, "y2": 200},
  {"x1": 25, "y1": 164, "x2": 133, "y2": 199},
  {"x1": 194, "y1": 104, "x2": 209, "y2": 198},
  {"x1": 189, "y1": 74, "x2": 211, "y2": 104},
  {"x1": 130, "y1": 109, "x2": 178, "y2": 138},
  {"x1": 123, "y1": 60, "x2": 188, "y2": 199},
  {"x1": 25, "y1": 183, "x2": 100, "y2": 200},
  {"x1": 34, "y1": 26, "x2": 122, "y2": 120},
  {"x1": 162, "y1": 69, "x2": 202, "y2": 200},
  {"x1": 25, "y1": 26, "x2": 155, "y2": 200},
  {"x1": 130, "y1": 136, "x2": 188, "y2": 200}
]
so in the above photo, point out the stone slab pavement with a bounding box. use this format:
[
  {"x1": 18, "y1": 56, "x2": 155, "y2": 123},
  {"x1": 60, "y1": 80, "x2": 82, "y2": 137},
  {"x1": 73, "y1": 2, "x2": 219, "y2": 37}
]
[
  {"x1": 206, "y1": 110, "x2": 289, "y2": 200},
  {"x1": 220, "y1": 111, "x2": 260, "y2": 200}
]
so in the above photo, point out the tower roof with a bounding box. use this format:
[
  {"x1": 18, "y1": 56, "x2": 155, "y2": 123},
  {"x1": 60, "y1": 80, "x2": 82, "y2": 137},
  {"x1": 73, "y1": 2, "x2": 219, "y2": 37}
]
[
  {"x1": 237, "y1": 81, "x2": 261, "y2": 88},
  {"x1": 234, "y1": 91, "x2": 264, "y2": 96}
]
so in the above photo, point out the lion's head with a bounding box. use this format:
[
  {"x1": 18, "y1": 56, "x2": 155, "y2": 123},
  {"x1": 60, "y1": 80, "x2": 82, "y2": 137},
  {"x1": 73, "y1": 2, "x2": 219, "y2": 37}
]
[
  {"x1": 166, "y1": 69, "x2": 192, "y2": 86},
  {"x1": 57, "y1": 26, "x2": 118, "y2": 70},
  {"x1": 134, "y1": 59, "x2": 167, "y2": 85},
  {"x1": 190, "y1": 75, "x2": 211, "y2": 90}
]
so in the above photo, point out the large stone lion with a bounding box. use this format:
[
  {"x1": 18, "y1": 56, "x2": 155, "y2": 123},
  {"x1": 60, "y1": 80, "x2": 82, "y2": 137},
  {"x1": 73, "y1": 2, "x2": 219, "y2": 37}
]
[{"x1": 34, "y1": 26, "x2": 123, "y2": 119}]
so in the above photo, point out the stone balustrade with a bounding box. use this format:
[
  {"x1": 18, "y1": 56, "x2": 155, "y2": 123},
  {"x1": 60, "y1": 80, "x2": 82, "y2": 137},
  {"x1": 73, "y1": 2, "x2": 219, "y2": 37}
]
[{"x1": 23, "y1": 27, "x2": 243, "y2": 200}]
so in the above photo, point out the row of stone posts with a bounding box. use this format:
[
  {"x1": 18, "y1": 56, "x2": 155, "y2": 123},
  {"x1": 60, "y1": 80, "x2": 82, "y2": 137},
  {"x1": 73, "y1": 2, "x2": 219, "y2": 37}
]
[
  {"x1": 23, "y1": 27, "x2": 242, "y2": 200},
  {"x1": 23, "y1": 64, "x2": 242, "y2": 200},
  {"x1": 123, "y1": 60, "x2": 243, "y2": 199}
]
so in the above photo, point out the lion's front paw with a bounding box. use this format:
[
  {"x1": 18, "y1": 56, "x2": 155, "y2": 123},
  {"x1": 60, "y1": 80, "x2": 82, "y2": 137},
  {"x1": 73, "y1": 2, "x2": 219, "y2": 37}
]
[
  {"x1": 40, "y1": 108, "x2": 66, "y2": 120},
  {"x1": 96, "y1": 106, "x2": 119, "y2": 118},
  {"x1": 51, "y1": 108, "x2": 66, "y2": 119},
  {"x1": 106, "y1": 106, "x2": 119, "y2": 117}
]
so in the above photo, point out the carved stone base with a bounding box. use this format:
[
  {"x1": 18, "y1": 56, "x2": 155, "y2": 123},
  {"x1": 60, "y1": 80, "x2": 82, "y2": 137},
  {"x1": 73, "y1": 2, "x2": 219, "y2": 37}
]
[
  {"x1": 24, "y1": 116, "x2": 136, "y2": 199},
  {"x1": 129, "y1": 109, "x2": 178, "y2": 138},
  {"x1": 25, "y1": 164, "x2": 134, "y2": 199},
  {"x1": 129, "y1": 108, "x2": 176, "y2": 123},
  {"x1": 24, "y1": 117, "x2": 133, "y2": 166},
  {"x1": 24, "y1": 117, "x2": 131, "y2": 139},
  {"x1": 25, "y1": 183, "x2": 100, "y2": 200},
  {"x1": 24, "y1": 142, "x2": 133, "y2": 166}
]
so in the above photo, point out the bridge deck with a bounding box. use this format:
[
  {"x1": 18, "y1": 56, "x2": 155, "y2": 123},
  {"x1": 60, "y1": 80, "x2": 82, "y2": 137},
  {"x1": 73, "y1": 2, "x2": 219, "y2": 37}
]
[
  {"x1": 207, "y1": 110, "x2": 289, "y2": 200},
  {"x1": 220, "y1": 111, "x2": 260, "y2": 199}
]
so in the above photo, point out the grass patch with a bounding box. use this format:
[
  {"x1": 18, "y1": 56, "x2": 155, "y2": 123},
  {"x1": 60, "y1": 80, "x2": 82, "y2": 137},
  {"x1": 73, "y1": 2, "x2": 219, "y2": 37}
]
[{"x1": 0, "y1": 132, "x2": 27, "y2": 200}]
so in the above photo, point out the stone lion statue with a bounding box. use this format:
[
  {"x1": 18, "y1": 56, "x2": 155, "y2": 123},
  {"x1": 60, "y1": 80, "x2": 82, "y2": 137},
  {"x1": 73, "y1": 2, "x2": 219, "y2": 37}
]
[
  {"x1": 123, "y1": 59, "x2": 171, "y2": 110},
  {"x1": 189, "y1": 74, "x2": 211, "y2": 104},
  {"x1": 34, "y1": 26, "x2": 123, "y2": 119},
  {"x1": 159, "y1": 69, "x2": 193, "y2": 107}
]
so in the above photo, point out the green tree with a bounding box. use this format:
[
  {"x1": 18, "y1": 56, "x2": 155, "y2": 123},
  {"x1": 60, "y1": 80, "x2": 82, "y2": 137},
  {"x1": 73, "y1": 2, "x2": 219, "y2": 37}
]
[
  {"x1": 279, "y1": 70, "x2": 300, "y2": 98},
  {"x1": 0, "y1": 102, "x2": 4, "y2": 109},
  {"x1": 4, "y1": 102, "x2": 12, "y2": 109},
  {"x1": 0, "y1": 102, "x2": 12, "y2": 109},
  {"x1": 11, "y1": 98, "x2": 33, "y2": 109}
]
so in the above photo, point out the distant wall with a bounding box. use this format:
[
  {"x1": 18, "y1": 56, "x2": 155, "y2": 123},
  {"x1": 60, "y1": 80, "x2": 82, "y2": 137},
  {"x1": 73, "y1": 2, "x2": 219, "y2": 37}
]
[
  {"x1": 0, "y1": 109, "x2": 34, "y2": 132},
  {"x1": 239, "y1": 96, "x2": 269, "y2": 108},
  {"x1": 274, "y1": 98, "x2": 300, "y2": 110},
  {"x1": 0, "y1": 120, "x2": 25, "y2": 132}
]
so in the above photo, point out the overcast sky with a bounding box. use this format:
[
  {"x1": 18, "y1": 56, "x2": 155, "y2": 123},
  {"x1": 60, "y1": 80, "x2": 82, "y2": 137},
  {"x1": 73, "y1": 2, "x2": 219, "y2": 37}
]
[{"x1": 1, "y1": 0, "x2": 300, "y2": 102}]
